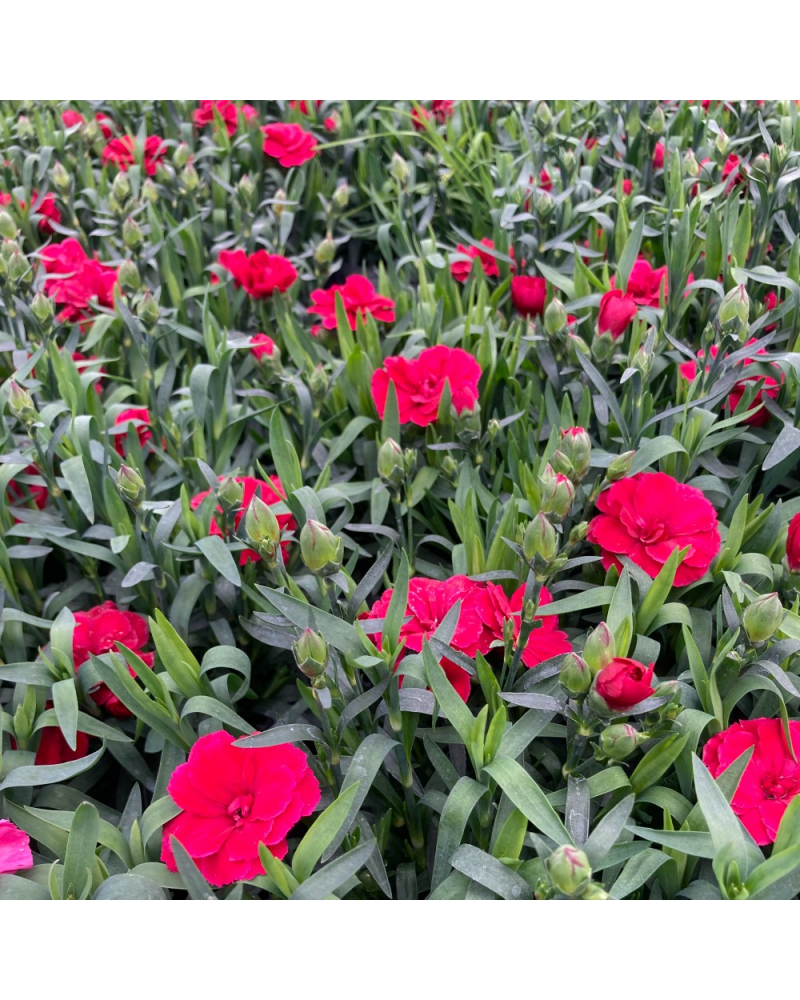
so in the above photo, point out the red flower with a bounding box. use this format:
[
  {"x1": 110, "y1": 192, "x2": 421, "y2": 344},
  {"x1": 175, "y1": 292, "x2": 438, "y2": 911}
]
[
  {"x1": 194, "y1": 101, "x2": 257, "y2": 137},
  {"x1": 703, "y1": 718, "x2": 800, "y2": 845},
  {"x1": 161, "y1": 731, "x2": 320, "y2": 886},
  {"x1": 73, "y1": 601, "x2": 155, "y2": 718},
  {"x1": 587, "y1": 472, "x2": 721, "y2": 586},
  {"x1": 261, "y1": 123, "x2": 317, "y2": 167},
  {"x1": 764, "y1": 290, "x2": 778, "y2": 332},
  {"x1": 62, "y1": 110, "x2": 84, "y2": 129},
  {"x1": 1, "y1": 189, "x2": 61, "y2": 235},
  {"x1": 35, "y1": 702, "x2": 90, "y2": 766},
  {"x1": 679, "y1": 339, "x2": 780, "y2": 427},
  {"x1": 289, "y1": 101, "x2": 322, "y2": 116},
  {"x1": 622, "y1": 178, "x2": 633, "y2": 195},
  {"x1": 323, "y1": 115, "x2": 339, "y2": 133},
  {"x1": 308, "y1": 274, "x2": 395, "y2": 331},
  {"x1": 450, "y1": 238, "x2": 500, "y2": 283},
  {"x1": 190, "y1": 475, "x2": 294, "y2": 566},
  {"x1": 610, "y1": 257, "x2": 668, "y2": 307},
  {"x1": 511, "y1": 275, "x2": 547, "y2": 317},
  {"x1": 102, "y1": 135, "x2": 167, "y2": 176},
  {"x1": 248, "y1": 333, "x2": 277, "y2": 360},
  {"x1": 597, "y1": 289, "x2": 637, "y2": 339},
  {"x1": 40, "y1": 237, "x2": 118, "y2": 326},
  {"x1": 371, "y1": 344, "x2": 481, "y2": 427},
  {"x1": 412, "y1": 101, "x2": 455, "y2": 130},
  {"x1": 96, "y1": 113, "x2": 114, "y2": 139},
  {"x1": 0, "y1": 820, "x2": 33, "y2": 875},
  {"x1": 594, "y1": 657, "x2": 656, "y2": 712},
  {"x1": 6, "y1": 465, "x2": 48, "y2": 520},
  {"x1": 113, "y1": 407, "x2": 153, "y2": 455},
  {"x1": 653, "y1": 142, "x2": 665, "y2": 170},
  {"x1": 787, "y1": 513, "x2": 800, "y2": 572},
  {"x1": 722, "y1": 153, "x2": 742, "y2": 192},
  {"x1": 473, "y1": 583, "x2": 571, "y2": 668},
  {"x1": 217, "y1": 248, "x2": 297, "y2": 299}
]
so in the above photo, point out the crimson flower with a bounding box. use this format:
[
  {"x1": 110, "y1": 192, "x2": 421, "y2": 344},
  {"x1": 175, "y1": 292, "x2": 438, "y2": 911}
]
[
  {"x1": 194, "y1": 101, "x2": 257, "y2": 137},
  {"x1": 679, "y1": 339, "x2": 781, "y2": 427},
  {"x1": 102, "y1": 135, "x2": 167, "y2": 176},
  {"x1": 0, "y1": 820, "x2": 33, "y2": 875},
  {"x1": 308, "y1": 274, "x2": 395, "y2": 331},
  {"x1": 261, "y1": 123, "x2": 317, "y2": 167},
  {"x1": 217, "y1": 248, "x2": 297, "y2": 299},
  {"x1": 40, "y1": 237, "x2": 118, "y2": 326},
  {"x1": 113, "y1": 407, "x2": 153, "y2": 455},
  {"x1": 610, "y1": 257, "x2": 668, "y2": 307},
  {"x1": 371, "y1": 344, "x2": 481, "y2": 427},
  {"x1": 597, "y1": 289, "x2": 637, "y2": 339},
  {"x1": 511, "y1": 275, "x2": 547, "y2": 317},
  {"x1": 594, "y1": 658, "x2": 656, "y2": 712},
  {"x1": 450, "y1": 238, "x2": 500, "y2": 283},
  {"x1": 787, "y1": 513, "x2": 800, "y2": 572}
]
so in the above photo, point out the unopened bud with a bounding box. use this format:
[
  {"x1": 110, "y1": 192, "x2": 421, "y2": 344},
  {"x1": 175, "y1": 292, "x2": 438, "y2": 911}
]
[
  {"x1": 0, "y1": 210, "x2": 17, "y2": 240},
  {"x1": 546, "y1": 846, "x2": 592, "y2": 898},
  {"x1": 118, "y1": 258, "x2": 141, "y2": 292},
  {"x1": 142, "y1": 179, "x2": 159, "y2": 204},
  {"x1": 122, "y1": 216, "x2": 143, "y2": 250},
  {"x1": 715, "y1": 129, "x2": 730, "y2": 158},
  {"x1": 533, "y1": 189, "x2": 553, "y2": 218},
  {"x1": 559, "y1": 427, "x2": 591, "y2": 481},
  {"x1": 180, "y1": 163, "x2": 200, "y2": 194},
  {"x1": 173, "y1": 142, "x2": 191, "y2": 169},
  {"x1": 112, "y1": 171, "x2": 131, "y2": 203},
  {"x1": 631, "y1": 344, "x2": 652, "y2": 377},
  {"x1": 569, "y1": 521, "x2": 589, "y2": 545},
  {"x1": 583, "y1": 622, "x2": 615, "y2": 674},
  {"x1": 8, "y1": 381, "x2": 37, "y2": 424},
  {"x1": 523, "y1": 512, "x2": 558, "y2": 564},
  {"x1": 487, "y1": 418, "x2": 501, "y2": 443},
  {"x1": 17, "y1": 116, "x2": 35, "y2": 140},
  {"x1": 743, "y1": 592, "x2": 783, "y2": 644},
  {"x1": 30, "y1": 291, "x2": 55, "y2": 327},
  {"x1": 540, "y1": 473, "x2": 575, "y2": 521},
  {"x1": 752, "y1": 152, "x2": 770, "y2": 177},
  {"x1": 217, "y1": 476, "x2": 244, "y2": 514},
  {"x1": 308, "y1": 364, "x2": 329, "y2": 400},
  {"x1": 682, "y1": 149, "x2": 699, "y2": 178},
  {"x1": 293, "y1": 628, "x2": 328, "y2": 679},
  {"x1": 535, "y1": 101, "x2": 552, "y2": 129},
  {"x1": 560, "y1": 652, "x2": 592, "y2": 696},
  {"x1": 648, "y1": 106, "x2": 665, "y2": 134},
  {"x1": 544, "y1": 297, "x2": 567, "y2": 335},
  {"x1": 441, "y1": 454, "x2": 458, "y2": 483},
  {"x1": 454, "y1": 401, "x2": 482, "y2": 443},
  {"x1": 273, "y1": 189, "x2": 287, "y2": 217},
  {"x1": 116, "y1": 464, "x2": 146, "y2": 506},
  {"x1": 606, "y1": 451, "x2": 635, "y2": 482},
  {"x1": 244, "y1": 495, "x2": 281, "y2": 564},
  {"x1": 51, "y1": 160, "x2": 71, "y2": 197},
  {"x1": 8, "y1": 248, "x2": 30, "y2": 285},
  {"x1": 600, "y1": 723, "x2": 640, "y2": 760},
  {"x1": 718, "y1": 284, "x2": 750, "y2": 335},
  {"x1": 567, "y1": 332, "x2": 591, "y2": 359},
  {"x1": 332, "y1": 182, "x2": 350, "y2": 209},
  {"x1": 314, "y1": 236, "x2": 336, "y2": 266},
  {"x1": 237, "y1": 174, "x2": 255, "y2": 206},
  {"x1": 300, "y1": 519, "x2": 343, "y2": 576},
  {"x1": 390, "y1": 153, "x2": 410, "y2": 186},
  {"x1": 378, "y1": 438, "x2": 405, "y2": 489},
  {"x1": 581, "y1": 882, "x2": 611, "y2": 900},
  {"x1": 136, "y1": 290, "x2": 160, "y2": 329}
]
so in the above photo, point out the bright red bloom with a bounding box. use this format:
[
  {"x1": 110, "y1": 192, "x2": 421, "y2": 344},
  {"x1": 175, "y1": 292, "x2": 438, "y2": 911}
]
[
  {"x1": 594, "y1": 657, "x2": 656, "y2": 712},
  {"x1": 473, "y1": 583, "x2": 571, "y2": 668},
  {"x1": 102, "y1": 135, "x2": 167, "y2": 176},
  {"x1": 73, "y1": 601, "x2": 155, "y2": 718},
  {"x1": 308, "y1": 274, "x2": 395, "y2": 331},
  {"x1": 190, "y1": 475, "x2": 294, "y2": 566},
  {"x1": 511, "y1": 275, "x2": 547, "y2": 317},
  {"x1": 653, "y1": 142, "x2": 665, "y2": 169},
  {"x1": 35, "y1": 701, "x2": 90, "y2": 766},
  {"x1": 622, "y1": 178, "x2": 633, "y2": 195},
  {"x1": 261, "y1": 123, "x2": 317, "y2": 167},
  {"x1": 598, "y1": 289, "x2": 637, "y2": 339},
  {"x1": 587, "y1": 472, "x2": 721, "y2": 586},
  {"x1": 787, "y1": 513, "x2": 800, "y2": 572},
  {"x1": 371, "y1": 344, "x2": 481, "y2": 427},
  {"x1": 539, "y1": 167, "x2": 552, "y2": 192},
  {"x1": 194, "y1": 101, "x2": 257, "y2": 137},
  {"x1": 161, "y1": 731, "x2": 320, "y2": 886},
  {"x1": 40, "y1": 237, "x2": 118, "y2": 325},
  {"x1": 703, "y1": 718, "x2": 800, "y2": 845},
  {"x1": 450, "y1": 238, "x2": 500, "y2": 283},
  {"x1": 289, "y1": 101, "x2": 322, "y2": 116},
  {"x1": 113, "y1": 407, "x2": 153, "y2": 455},
  {"x1": 412, "y1": 101, "x2": 455, "y2": 130},
  {"x1": 610, "y1": 257, "x2": 668, "y2": 307},
  {"x1": 248, "y1": 333, "x2": 277, "y2": 360},
  {"x1": 0, "y1": 820, "x2": 33, "y2": 875},
  {"x1": 722, "y1": 153, "x2": 742, "y2": 192},
  {"x1": 6, "y1": 465, "x2": 47, "y2": 520},
  {"x1": 679, "y1": 339, "x2": 780, "y2": 427},
  {"x1": 217, "y1": 248, "x2": 297, "y2": 299}
]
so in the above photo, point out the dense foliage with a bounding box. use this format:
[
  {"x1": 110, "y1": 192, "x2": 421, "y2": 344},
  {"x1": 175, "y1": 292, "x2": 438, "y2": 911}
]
[{"x1": 2, "y1": 99, "x2": 800, "y2": 901}]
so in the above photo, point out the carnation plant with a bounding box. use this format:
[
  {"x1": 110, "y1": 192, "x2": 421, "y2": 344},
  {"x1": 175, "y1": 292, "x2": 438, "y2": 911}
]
[{"x1": 2, "y1": 100, "x2": 800, "y2": 900}]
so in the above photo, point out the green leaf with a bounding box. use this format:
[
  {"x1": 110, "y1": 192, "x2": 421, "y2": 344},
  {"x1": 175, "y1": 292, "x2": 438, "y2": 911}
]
[
  {"x1": 483, "y1": 755, "x2": 573, "y2": 845},
  {"x1": 170, "y1": 837, "x2": 218, "y2": 900},
  {"x1": 93, "y1": 874, "x2": 168, "y2": 900},
  {"x1": 449, "y1": 844, "x2": 532, "y2": 900},
  {"x1": 380, "y1": 379, "x2": 400, "y2": 444},
  {"x1": 583, "y1": 795, "x2": 634, "y2": 869},
  {"x1": 630, "y1": 732, "x2": 690, "y2": 795},
  {"x1": 196, "y1": 535, "x2": 241, "y2": 587},
  {"x1": 61, "y1": 455, "x2": 95, "y2": 524},
  {"x1": 269, "y1": 408, "x2": 303, "y2": 494},
  {"x1": 62, "y1": 802, "x2": 100, "y2": 900},
  {"x1": 423, "y1": 640, "x2": 475, "y2": 746},
  {"x1": 0, "y1": 744, "x2": 105, "y2": 791},
  {"x1": 292, "y1": 782, "x2": 361, "y2": 882},
  {"x1": 636, "y1": 546, "x2": 687, "y2": 634},
  {"x1": 430, "y1": 776, "x2": 489, "y2": 890},
  {"x1": 691, "y1": 754, "x2": 763, "y2": 879},
  {"x1": 52, "y1": 678, "x2": 79, "y2": 753},
  {"x1": 773, "y1": 794, "x2": 800, "y2": 856},
  {"x1": 610, "y1": 848, "x2": 671, "y2": 899},
  {"x1": 383, "y1": 551, "x2": 410, "y2": 651},
  {"x1": 616, "y1": 214, "x2": 645, "y2": 292},
  {"x1": 289, "y1": 841, "x2": 376, "y2": 900}
]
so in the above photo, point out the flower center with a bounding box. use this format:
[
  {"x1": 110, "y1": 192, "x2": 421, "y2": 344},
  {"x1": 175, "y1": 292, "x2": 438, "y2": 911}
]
[
  {"x1": 761, "y1": 775, "x2": 800, "y2": 801},
  {"x1": 640, "y1": 521, "x2": 668, "y2": 545},
  {"x1": 227, "y1": 794, "x2": 254, "y2": 824}
]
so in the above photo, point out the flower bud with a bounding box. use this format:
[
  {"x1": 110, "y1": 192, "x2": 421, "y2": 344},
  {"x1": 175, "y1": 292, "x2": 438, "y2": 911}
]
[
  {"x1": 116, "y1": 464, "x2": 146, "y2": 506},
  {"x1": 742, "y1": 593, "x2": 783, "y2": 644},
  {"x1": 118, "y1": 258, "x2": 141, "y2": 292},
  {"x1": 173, "y1": 142, "x2": 191, "y2": 169},
  {"x1": 718, "y1": 284, "x2": 749, "y2": 335},
  {"x1": 180, "y1": 163, "x2": 200, "y2": 194},
  {"x1": 51, "y1": 160, "x2": 71, "y2": 197},
  {"x1": 244, "y1": 495, "x2": 281, "y2": 564},
  {"x1": 293, "y1": 628, "x2": 328, "y2": 678},
  {"x1": 142, "y1": 179, "x2": 159, "y2": 204},
  {"x1": 308, "y1": 364, "x2": 329, "y2": 400},
  {"x1": 8, "y1": 248, "x2": 31, "y2": 285},
  {"x1": 540, "y1": 473, "x2": 575, "y2": 522},
  {"x1": 0, "y1": 210, "x2": 18, "y2": 240},
  {"x1": 112, "y1": 171, "x2": 131, "y2": 203},
  {"x1": 523, "y1": 512, "x2": 558, "y2": 564},
  {"x1": 648, "y1": 106, "x2": 666, "y2": 134},
  {"x1": 600, "y1": 723, "x2": 641, "y2": 761},
  {"x1": 441, "y1": 454, "x2": 458, "y2": 484},
  {"x1": 314, "y1": 236, "x2": 336, "y2": 266},
  {"x1": 581, "y1": 882, "x2": 611, "y2": 900},
  {"x1": 237, "y1": 174, "x2": 256, "y2": 207},
  {"x1": 273, "y1": 189, "x2": 288, "y2": 217},
  {"x1": 122, "y1": 216, "x2": 143, "y2": 250},
  {"x1": 300, "y1": 519, "x2": 343, "y2": 577},
  {"x1": 533, "y1": 189, "x2": 553, "y2": 218},
  {"x1": 773, "y1": 144, "x2": 789, "y2": 170},
  {"x1": 136, "y1": 290, "x2": 160, "y2": 329},
  {"x1": 7, "y1": 381, "x2": 37, "y2": 425},
  {"x1": 30, "y1": 290, "x2": 55, "y2": 327},
  {"x1": 535, "y1": 101, "x2": 552, "y2": 129},
  {"x1": 333, "y1": 182, "x2": 351, "y2": 209},
  {"x1": 567, "y1": 331, "x2": 591, "y2": 359},
  {"x1": 217, "y1": 476, "x2": 244, "y2": 514},
  {"x1": 560, "y1": 652, "x2": 592, "y2": 696},
  {"x1": 583, "y1": 622, "x2": 615, "y2": 674},
  {"x1": 17, "y1": 116, "x2": 35, "y2": 140},
  {"x1": 606, "y1": 451, "x2": 635, "y2": 482},
  {"x1": 544, "y1": 297, "x2": 567, "y2": 335},
  {"x1": 715, "y1": 128, "x2": 731, "y2": 158},
  {"x1": 522, "y1": 598, "x2": 537, "y2": 623},
  {"x1": 546, "y1": 846, "x2": 592, "y2": 898},
  {"x1": 569, "y1": 521, "x2": 589, "y2": 545},
  {"x1": 403, "y1": 449, "x2": 417, "y2": 476},
  {"x1": 630, "y1": 344, "x2": 652, "y2": 377},
  {"x1": 378, "y1": 438, "x2": 405, "y2": 489},
  {"x1": 559, "y1": 427, "x2": 591, "y2": 481},
  {"x1": 390, "y1": 152, "x2": 410, "y2": 187},
  {"x1": 550, "y1": 449, "x2": 573, "y2": 478},
  {"x1": 682, "y1": 149, "x2": 699, "y2": 178},
  {"x1": 562, "y1": 149, "x2": 576, "y2": 174}
]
